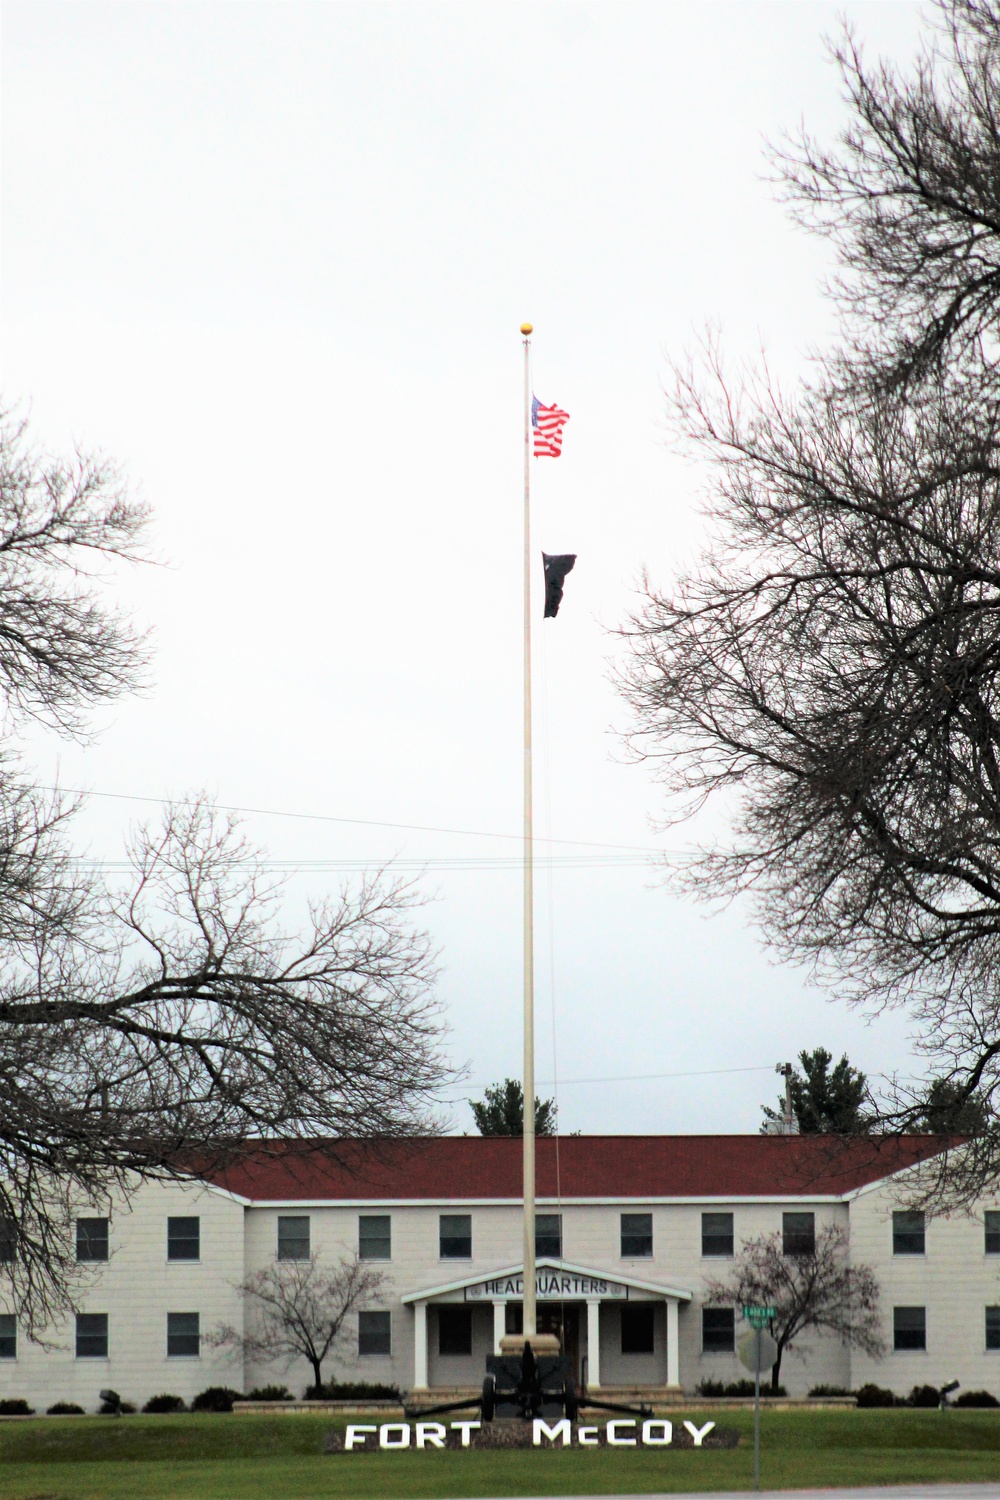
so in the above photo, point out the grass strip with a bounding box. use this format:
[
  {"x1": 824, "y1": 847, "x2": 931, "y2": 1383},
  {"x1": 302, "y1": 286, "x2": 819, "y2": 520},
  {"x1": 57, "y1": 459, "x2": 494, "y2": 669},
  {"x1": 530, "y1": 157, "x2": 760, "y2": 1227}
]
[{"x1": 0, "y1": 1409, "x2": 997, "y2": 1498}]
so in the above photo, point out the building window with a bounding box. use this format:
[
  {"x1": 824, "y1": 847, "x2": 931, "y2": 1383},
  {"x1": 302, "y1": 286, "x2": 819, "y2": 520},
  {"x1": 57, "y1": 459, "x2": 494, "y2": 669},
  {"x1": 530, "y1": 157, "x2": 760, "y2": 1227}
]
[
  {"x1": 76, "y1": 1313, "x2": 108, "y2": 1358},
  {"x1": 167, "y1": 1217, "x2": 200, "y2": 1262},
  {"x1": 987, "y1": 1307, "x2": 1000, "y2": 1350},
  {"x1": 359, "y1": 1214, "x2": 391, "y2": 1261},
  {"x1": 439, "y1": 1214, "x2": 472, "y2": 1259},
  {"x1": 985, "y1": 1212, "x2": 1000, "y2": 1254},
  {"x1": 702, "y1": 1306, "x2": 734, "y2": 1353},
  {"x1": 782, "y1": 1212, "x2": 815, "y2": 1256},
  {"x1": 358, "y1": 1310, "x2": 391, "y2": 1356},
  {"x1": 892, "y1": 1210, "x2": 925, "y2": 1255},
  {"x1": 535, "y1": 1214, "x2": 562, "y2": 1258},
  {"x1": 702, "y1": 1212, "x2": 734, "y2": 1257},
  {"x1": 893, "y1": 1305, "x2": 926, "y2": 1352},
  {"x1": 0, "y1": 1315, "x2": 16, "y2": 1359},
  {"x1": 0, "y1": 1221, "x2": 16, "y2": 1263},
  {"x1": 76, "y1": 1218, "x2": 109, "y2": 1263},
  {"x1": 277, "y1": 1216, "x2": 310, "y2": 1261},
  {"x1": 438, "y1": 1306, "x2": 473, "y2": 1357},
  {"x1": 621, "y1": 1212, "x2": 653, "y2": 1258},
  {"x1": 167, "y1": 1312, "x2": 200, "y2": 1357},
  {"x1": 621, "y1": 1304, "x2": 655, "y2": 1355}
]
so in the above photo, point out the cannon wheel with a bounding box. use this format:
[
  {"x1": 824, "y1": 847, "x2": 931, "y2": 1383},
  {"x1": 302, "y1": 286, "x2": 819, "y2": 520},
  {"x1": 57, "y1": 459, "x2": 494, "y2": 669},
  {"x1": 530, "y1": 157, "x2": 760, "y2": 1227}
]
[
  {"x1": 564, "y1": 1376, "x2": 578, "y2": 1422},
  {"x1": 482, "y1": 1374, "x2": 496, "y2": 1422}
]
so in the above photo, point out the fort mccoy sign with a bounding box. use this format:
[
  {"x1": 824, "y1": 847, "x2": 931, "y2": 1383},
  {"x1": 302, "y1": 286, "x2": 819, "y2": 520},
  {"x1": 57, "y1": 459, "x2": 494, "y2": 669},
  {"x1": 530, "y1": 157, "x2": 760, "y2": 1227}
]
[
  {"x1": 463, "y1": 1270, "x2": 629, "y2": 1301},
  {"x1": 326, "y1": 1418, "x2": 739, "y2": 1452}
]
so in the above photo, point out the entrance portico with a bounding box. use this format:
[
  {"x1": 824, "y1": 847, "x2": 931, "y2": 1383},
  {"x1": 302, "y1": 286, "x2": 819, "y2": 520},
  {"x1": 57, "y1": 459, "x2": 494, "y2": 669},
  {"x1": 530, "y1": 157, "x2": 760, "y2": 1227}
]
[{"x1": 401, "y1": 1258, "x2": 691, "y2": 1392}]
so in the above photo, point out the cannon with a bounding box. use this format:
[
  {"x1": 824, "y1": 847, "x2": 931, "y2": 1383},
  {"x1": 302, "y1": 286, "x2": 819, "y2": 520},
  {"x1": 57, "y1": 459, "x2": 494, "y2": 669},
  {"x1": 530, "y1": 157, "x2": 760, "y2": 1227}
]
[{"x1": 404, "y1": 1339, "x2": 652, "y2": 1423}]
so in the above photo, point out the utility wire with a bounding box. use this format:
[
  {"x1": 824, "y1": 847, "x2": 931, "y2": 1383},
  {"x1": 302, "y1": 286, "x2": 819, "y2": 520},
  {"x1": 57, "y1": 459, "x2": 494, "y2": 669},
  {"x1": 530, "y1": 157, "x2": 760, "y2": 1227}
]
[
  {"x1": 444, "y1": 1063, "x2": 776, "y2": 1103},
  {"x1": 66, "y1": 854, "x2": 652, "y2": 873},
  {"x1": 42, "y1": 785, "x2": 662, "y2": 856},
  {"x1": 533, "y1": 1064, "x2": 774, "y2": 1086}
]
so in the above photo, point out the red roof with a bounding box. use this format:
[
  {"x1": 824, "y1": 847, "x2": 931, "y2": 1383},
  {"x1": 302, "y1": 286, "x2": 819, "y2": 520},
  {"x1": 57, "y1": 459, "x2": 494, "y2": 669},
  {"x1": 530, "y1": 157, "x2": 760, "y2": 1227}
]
[{"x1": 204, "y1": 1134, "x2": 946, "y2": 1202}]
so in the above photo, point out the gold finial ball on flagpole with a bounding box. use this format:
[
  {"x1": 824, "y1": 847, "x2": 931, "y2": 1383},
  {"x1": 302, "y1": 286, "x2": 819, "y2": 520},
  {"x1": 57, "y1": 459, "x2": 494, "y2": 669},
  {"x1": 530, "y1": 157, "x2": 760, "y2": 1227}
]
[{"x1": 520, "y1": 322, "x2": 533, "y2": 335}]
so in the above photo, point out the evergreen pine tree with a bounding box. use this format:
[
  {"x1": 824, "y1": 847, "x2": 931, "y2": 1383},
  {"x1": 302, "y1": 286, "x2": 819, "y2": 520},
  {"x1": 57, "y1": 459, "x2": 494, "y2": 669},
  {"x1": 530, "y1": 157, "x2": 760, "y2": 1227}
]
[
  {"x1": 761, "y1": 1048, "x2": 868, "y2": 1134},
  {"x1": 470, "y1": 1078, "x2": 557, "y2": 1136}
]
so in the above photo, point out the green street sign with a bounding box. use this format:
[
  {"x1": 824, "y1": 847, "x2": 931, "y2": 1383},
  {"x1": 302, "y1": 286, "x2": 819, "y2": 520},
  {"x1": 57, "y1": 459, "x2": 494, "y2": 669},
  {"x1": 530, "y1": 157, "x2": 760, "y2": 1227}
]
[{"x1": 742, "y1": 1305, "x2": 776, "y2": 1328}]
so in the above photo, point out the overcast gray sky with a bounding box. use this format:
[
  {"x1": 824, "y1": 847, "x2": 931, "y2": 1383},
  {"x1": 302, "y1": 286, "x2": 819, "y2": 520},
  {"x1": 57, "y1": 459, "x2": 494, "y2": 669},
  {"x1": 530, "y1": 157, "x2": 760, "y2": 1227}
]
[{"x1": 1, "y1": 0, "x2": 931, "y2": 1134}]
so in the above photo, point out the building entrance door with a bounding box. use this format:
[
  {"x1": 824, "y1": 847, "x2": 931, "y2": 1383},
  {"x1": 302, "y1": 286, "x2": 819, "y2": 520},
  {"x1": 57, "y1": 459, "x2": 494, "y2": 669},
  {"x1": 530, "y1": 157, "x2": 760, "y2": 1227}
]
[{"x1": 505, "y1": 1303, "x2": 581, "y2": 1383}]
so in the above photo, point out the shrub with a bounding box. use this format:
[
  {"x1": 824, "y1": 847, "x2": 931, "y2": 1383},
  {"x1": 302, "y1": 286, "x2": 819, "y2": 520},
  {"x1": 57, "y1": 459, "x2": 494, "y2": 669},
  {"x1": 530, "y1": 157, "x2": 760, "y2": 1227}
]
[
  {"x1": 0, "y1": 1398, "x2": 34, "y2": 1415},
  {"x1": 693, "y1": 1378, "x2": 786, "y2": 1398},
  {"x1": 303, "y1": 1380, "x2": 402, "y2": 1401},
  {"x1": 142, "y1": 1393, "x2": 186, "y2": 1414},
  {"x1": 191, "y1": 1386, "x2": 243, "y2": 1413},
  {"x1": 46, "y1": 1402, "x2": 84, "y2": 1415},
  {"x1": 909, "y1": 1384, "x2": 942, "y2": 1408},
  {"x1": 808, "y1": 1385, "x2": 852, "y2": 1397},
  {"x1": 855, "y1": 1383, "x2": 898, "y2": 1408},
  {"x1": 954, "y1": 1390, "x2": 1000, "y2": 1408},
  {"x1": 244, "y1": 1385, "x2": 293, "y2": 1402}
]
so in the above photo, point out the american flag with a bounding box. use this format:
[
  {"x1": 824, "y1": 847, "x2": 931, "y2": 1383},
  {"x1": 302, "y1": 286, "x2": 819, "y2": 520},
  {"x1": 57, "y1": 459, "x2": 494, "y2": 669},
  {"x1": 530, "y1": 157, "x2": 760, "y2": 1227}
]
[{"x1": 532, "y1": 396, "x2": 570, "y2": 458}]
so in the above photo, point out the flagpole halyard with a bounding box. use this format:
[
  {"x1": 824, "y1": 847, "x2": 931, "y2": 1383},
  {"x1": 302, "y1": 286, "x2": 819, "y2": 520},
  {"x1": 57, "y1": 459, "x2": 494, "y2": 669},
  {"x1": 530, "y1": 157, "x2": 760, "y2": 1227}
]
[{"x1": 521, "y1": 321, "x2": 536, "y2": 1342}]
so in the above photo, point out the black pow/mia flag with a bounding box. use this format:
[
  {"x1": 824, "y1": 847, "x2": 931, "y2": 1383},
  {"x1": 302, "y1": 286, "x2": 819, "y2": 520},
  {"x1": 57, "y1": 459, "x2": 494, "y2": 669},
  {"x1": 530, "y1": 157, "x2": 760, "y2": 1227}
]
[{"x1": 543, "y1": 553, "x2": 576, "y2": 618}]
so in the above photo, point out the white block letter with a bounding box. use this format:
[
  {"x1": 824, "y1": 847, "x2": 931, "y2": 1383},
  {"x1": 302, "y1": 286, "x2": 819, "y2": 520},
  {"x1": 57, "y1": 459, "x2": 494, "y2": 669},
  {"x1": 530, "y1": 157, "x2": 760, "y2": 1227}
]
[
  {"x1": 450, "y1": 1421, "x2": 481, "y2": 1447},
  {"x1": 642, "y1": 1419, "x2": 672, "y2": 1446},
  {"x1": 577, "y1": 1425, "x2": 599, "y2": 1446},
  {"x1": 379, "y1": 1423, "x2": 411, "y2": 1449},
  {"x1": 416, "y1": 1422, "x2": 446, "y2": 1449},
  {"x1": 533, "y1": 1418, "x2": 572, "y2": 1446},
  {"x1": 683, "y1": 1420, "x2": 715, "y2": 1447},
  {"x1": 607, "y1": 1419, "x2": 637, "y2": 1446},
  {"x1": 345, "y1": 1424, "x2": 376, "y2": 1451}
]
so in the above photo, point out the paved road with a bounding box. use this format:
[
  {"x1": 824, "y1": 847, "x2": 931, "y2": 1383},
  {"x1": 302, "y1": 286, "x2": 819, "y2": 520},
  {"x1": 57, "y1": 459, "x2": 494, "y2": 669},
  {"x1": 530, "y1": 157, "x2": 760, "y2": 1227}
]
[{"x1": 488, "y1": 1487, "x2": 1000, "y2": 1500}]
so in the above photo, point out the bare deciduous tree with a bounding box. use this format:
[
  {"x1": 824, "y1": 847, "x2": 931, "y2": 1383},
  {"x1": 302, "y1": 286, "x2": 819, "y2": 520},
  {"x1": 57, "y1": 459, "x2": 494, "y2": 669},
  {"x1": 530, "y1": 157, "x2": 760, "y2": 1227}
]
[
  {"x1": 705, "y1": 1225, "x2": 884, "y2": 1393},
  {"x1": 0, "y1": 800, "x2": 448, "y2": 1337},
  {"x1": 620, "y1": 1, "x2": 1000, "y2": 1208},
  {"x1": 621, "y1": 361, "x2": 1000, "y2": 1191},
  {"x1": 207, "y1": 1253, "x2": 387, "y2": 1394},
  {"x1": 0, "y1": 409, "x2": 451, "y2": 1336}
]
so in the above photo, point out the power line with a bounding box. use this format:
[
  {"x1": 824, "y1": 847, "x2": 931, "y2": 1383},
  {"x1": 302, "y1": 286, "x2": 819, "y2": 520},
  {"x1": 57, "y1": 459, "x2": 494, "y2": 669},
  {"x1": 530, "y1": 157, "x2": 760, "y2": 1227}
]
[
  {"x1": 43, "y1": 785, "x2": 663, "y2": 856},
  {"x1": 68, "y1": 854, "x2": 653, "y2": 873},
  {"x1": 536, "y1": 1064, "x2": 774, "y2": 1086},
  {"x1": 445, "y1": 1064, "x2": 775, "y2": 1102}
]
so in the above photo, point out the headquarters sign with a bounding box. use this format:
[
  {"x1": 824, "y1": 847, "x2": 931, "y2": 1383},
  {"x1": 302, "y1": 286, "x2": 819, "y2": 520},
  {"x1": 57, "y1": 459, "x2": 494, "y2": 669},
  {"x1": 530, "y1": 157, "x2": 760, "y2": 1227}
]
[{"x1": 464, "y1": 1271, "x2": 630, "y2": 1302}]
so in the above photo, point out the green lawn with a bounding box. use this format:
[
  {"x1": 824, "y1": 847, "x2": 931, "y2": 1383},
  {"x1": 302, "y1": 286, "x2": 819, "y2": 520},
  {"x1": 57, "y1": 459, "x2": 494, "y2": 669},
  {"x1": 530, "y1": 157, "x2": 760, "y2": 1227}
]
[{"x1": 0, "y1": 1408, "x2": 998, "y2": 1498}]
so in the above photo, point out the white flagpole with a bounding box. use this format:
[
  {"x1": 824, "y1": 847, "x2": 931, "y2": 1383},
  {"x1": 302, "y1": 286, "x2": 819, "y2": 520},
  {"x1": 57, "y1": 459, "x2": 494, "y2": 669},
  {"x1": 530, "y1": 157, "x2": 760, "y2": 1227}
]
[{"x1": 520, "y1": 321, "x2": 536, "y2": 1342}]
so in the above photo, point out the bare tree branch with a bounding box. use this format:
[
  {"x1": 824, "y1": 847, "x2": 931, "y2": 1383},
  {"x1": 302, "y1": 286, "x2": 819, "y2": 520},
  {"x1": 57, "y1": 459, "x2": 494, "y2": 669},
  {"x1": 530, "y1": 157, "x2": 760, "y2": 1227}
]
[
  {"x1": 0, "y1": 407, "x2": 150, "y2": 736},
  {"x1": 773, "y1": 1, "x2": 1000, "y2": 390}
]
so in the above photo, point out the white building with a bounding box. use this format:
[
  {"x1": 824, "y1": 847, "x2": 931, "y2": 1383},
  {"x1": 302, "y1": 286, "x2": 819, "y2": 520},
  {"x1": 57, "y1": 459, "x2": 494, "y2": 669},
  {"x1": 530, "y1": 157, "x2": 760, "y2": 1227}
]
[{"x1": 2, "y1": 1134, "x2": 998, "y2": 1411}]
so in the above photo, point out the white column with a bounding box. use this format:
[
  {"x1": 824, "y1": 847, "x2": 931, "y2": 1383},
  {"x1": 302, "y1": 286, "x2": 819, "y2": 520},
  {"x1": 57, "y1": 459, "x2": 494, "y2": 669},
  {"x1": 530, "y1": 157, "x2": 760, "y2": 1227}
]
[
  {"x1": 493, "y1": 1301, "x2": 506, "y2": 1354},
  {"x1": 586, "y1": 1299, "x2": 601, "y2": 1389},
  {"x1": 666, "y1": 1298, "x2": 680, "y2": 1388},
  {"x1": 413, "y1": 1301, "x2": 428, "y2": 1390}
]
